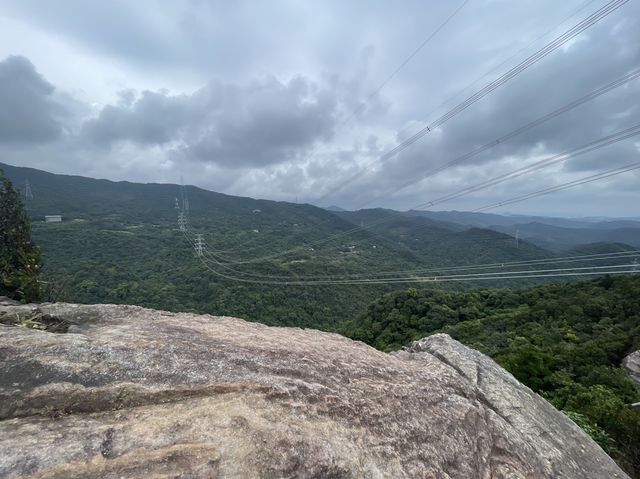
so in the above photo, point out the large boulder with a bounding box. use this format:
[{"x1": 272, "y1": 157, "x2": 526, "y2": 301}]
[{"x1": 0, "y1": 300, "x2": 628, "y2": 478}]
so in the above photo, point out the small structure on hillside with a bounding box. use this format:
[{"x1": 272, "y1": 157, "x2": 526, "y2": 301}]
[{"x1": 44, "y1": 215, "x2": 62, "y2": 223}]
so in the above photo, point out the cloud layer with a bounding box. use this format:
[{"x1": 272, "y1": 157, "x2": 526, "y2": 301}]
[
  {"x1": 0, "y1": 56, "x2": 66, "y2": 143},
  {"x1": 0, "y1": 0, "x2": 639, "y2": 216}
]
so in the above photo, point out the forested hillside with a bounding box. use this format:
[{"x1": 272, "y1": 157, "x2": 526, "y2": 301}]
[
  {"x1": 2, "y1": 162, "x2": 581, "y2": 329},
  {"x1": 337, "y1": 208, "x2": 546, "y2": 265},
  {"x1": 342, "y1": 275, "x2": 640, "y2": 475}
]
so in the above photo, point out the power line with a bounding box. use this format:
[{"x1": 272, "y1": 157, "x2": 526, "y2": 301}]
[
  {"x1": 184, "y1": 214, "x2": 639, "y2": 280},
  {"x1": 339, "y1": 0, "x2": 471, "y2": 127},
  {"x1": 196, "y1": 63, "x2": 640, "y2": 258},
  {"x1": 284, "y1": 0, "x2": 472, "y2": 204},
  {"x1": 181, "y1": 3, "x2": 634, "y2": 265},
  {"x1": 473, "y1": 161, "x2": 640, "y2": 212},
  {"x1": 184, "y1": 212, "x2": 536, "y2": 266},
  {"x1": 178, "y1": 1, "x2": 635, "y2": 270},
  {"x1": 182, "y1": 208, "x2": 637, "y2": 286},
  {"x1": 415, "y1": 0, "x2": 601, "y2": 128},
  {"x1": 177, "y1": 186, "x2": 639, "y2": 285},
  {"x1": 186, "y1": 67, "x2": 640, "y2": 264},
  {"x1": 368, "y1": 66, "x2": 640, "y2": 205},
  {"x1": 185, "y1": 123, "x2": 640, "y2": 266},
  {"x1": 192, "y1": 224, "x2": 639, "y2": 280},
  {"x1": 185, "y1": 212, "x2": 540, "y2": 264},
  {"x1": 315, "y1": 0, "x2": 630, "y2": 202},
  {"x1": 414, "y1": 123, "x2": 640, "y2": 209},
  {"x1": 187, "y1": 230, "x2": 637, "y2": 285},
  {"x1": 362, "y1": 0, "x2": 601, "y2": 171}
]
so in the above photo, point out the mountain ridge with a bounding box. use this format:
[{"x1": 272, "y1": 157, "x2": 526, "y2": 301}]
[{"x1": 1, "y1": 162, "x2": 634, "y2": 330}]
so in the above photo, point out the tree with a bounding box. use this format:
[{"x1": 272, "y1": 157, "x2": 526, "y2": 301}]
[{"x1": 0, "y1": 170, "x2": 42, "y2": 301}]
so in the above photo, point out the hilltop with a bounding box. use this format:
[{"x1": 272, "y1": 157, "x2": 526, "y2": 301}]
[{"x1": 0, "y1": 298, "x2": 629, "y2": 478}]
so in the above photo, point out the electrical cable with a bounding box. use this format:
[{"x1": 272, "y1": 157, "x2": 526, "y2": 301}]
[{"x1": 315, "y1": 0, "x2": 630, "y2": 202}]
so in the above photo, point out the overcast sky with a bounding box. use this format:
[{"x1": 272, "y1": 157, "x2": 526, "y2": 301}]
[{"x1": 0, "y1": 0, "x2": 638, "y2": 216}]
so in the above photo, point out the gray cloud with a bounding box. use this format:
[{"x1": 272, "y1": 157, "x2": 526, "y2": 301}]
[
  {"x1": 1, "y1": 0, "x2": 639, "y2": 217},
  {"x1": 83, "y1": 75, "x2": 340, "y2": 168},
  {"x1": 82, "y1": 89, "x2": 195, "y2": 146},
  {"x1": 0, "y1": 55, "x2": 67, "y2": 143},
  {"x1": 344, "y1": 11, "x2": 640, "y2": 210},
  {"x1": 183, "y1": 76, "x2": 338, "y2": 167}
]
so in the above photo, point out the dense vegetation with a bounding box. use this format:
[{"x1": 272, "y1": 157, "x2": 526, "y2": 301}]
[
  {"x1": 3, "y1": 161, "x2": 566, "y2": 329},
  {"x1": 0, "y1": 171, "x2": 42, "y2": 302},
  {"x1": 342, "y1": 275, "x2": 640, "y2": 476}
]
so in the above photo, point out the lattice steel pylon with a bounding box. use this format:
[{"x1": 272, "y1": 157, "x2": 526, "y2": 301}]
[
  {"x1": 178, "y1": 211, "x2": 187, "y2": 232},
  {"x1": 194, "y1": 234, "x2": 205, "y2": 257},
  {"x1": 25, "y1": 179, "x2": 33, "y2": 200}
]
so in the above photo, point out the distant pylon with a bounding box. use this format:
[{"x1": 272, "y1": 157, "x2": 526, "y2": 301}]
[
  {"x1": 515, "y1": 229, "x2": 520, "y2": 249},
  {"x1": 25, "y1": 179, "x2": 33, "y2": 200},
  {"x1": 194, "y1": 234, "x2": 205, "y2": 257},
  {"x1": 179, "y1": 175, "x2": 189, "y2": 211},
  {"x1": 178, "y1": 211, "x2": 186, "y2": 232},
  {"x1": 175, "y1": 197, "x2": 180, "y2": 209}
]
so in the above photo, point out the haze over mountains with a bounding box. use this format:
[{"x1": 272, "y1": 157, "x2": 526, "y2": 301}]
[
  {"x1": 404, "y1": 210, "x2": 640, "y2": 251},
  {"x1": 323, "y1": 207, "x2": 640, "y2": 251}
]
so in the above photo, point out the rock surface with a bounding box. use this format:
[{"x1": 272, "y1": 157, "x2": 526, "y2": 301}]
[
  {"x1": 0, "y1": 299, "x2": 628, "y2": 479},
  {"x1": 624, "y1": 350, "x2": 640, "y2": 386}
]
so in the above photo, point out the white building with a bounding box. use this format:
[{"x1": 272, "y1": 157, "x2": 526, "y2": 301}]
[{"x1": 44, "y1": 215, "x2": 62, "y2": 223}]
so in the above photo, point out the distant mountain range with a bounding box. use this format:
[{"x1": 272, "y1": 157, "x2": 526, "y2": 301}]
[
  {"x1": 325, "y1": 207, "x2": 640, "y2": 251},
  {"x1": 403, "y1": 210, "x2": 640, "y2": 251},
  {"x1": 324, "y1": 205, "x2": 347, "y2": 212}
]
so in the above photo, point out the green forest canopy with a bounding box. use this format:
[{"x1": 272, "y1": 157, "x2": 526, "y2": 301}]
[
  {"x1": 0, "y1": 171, "x2": 42, "y2": 302},
  {"x1": 341, "y1": 275, "x2": 640, "y2": 476}
]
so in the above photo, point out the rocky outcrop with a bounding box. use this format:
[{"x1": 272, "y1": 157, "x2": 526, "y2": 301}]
[
  {"x1": 0, "y1": 299, "x2": 628, "y2": 478},
  {"x1": 624, "y1": 350, "x2": 640, "y2": 386},
  {"x1": 624, "y1": 350, "x2": 640, "y2": 411}
]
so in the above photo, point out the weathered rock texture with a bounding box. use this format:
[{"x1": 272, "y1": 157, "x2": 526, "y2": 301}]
[
  {"x1": 624, "y1": 350, "x2": 640, "y2": 386},
  {"x1": 0, "y1": 299, "x2": 628, "y2": 478}
]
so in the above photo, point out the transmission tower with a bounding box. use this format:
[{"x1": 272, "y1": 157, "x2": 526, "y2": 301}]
[
  {"x1": 25, "y1": 179, "x2": 33, "y2": 200},
  {"x1": 194, "y1": 234, "x2": 205, "y2": 257},
  {"x1": 515, "y1": 229, "x2": 520, "y2": 249},
  {"x1": 178, "y1": 211, "x2": 186, "y2": 232},
  {"x1": 179, "y1": 175, "x2": 189, "y2": 211}
]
